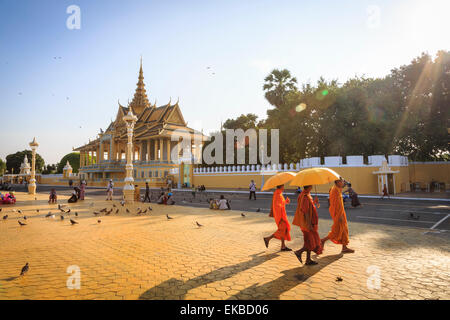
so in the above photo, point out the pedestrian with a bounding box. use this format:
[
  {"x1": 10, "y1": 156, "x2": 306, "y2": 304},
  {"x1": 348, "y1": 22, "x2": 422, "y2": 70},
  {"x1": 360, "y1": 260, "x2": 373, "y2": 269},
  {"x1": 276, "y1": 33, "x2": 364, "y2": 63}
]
[
  {"x1": 321, "y1": 178, "x2": 354, "y2": 254},
  {"x1": 143, "y1": 182, "x2": 151, "y2": 202},
  {"x1": 249, "y1": 180, "x2": 257, "y2": 200},
  {"x1": 69, "y1": 179, "x2": 73, "y2": 188},
  {"x1": 263, "y1": 185, "x2": 292, "y2": 251},
  {"x1": 49, "y1": 188, "x2": 57, "y2": 204},
  {"x1": 106, "y1": 179, "x2": 114, "y2": 201},
  {"x1": 381, "y1": 184, "x2": 390, "y2": 199},
  {"x1": 79, "y1": 180, "x2": 86, "y2": 200},
  {"x1": 293, "y1": 185, "x2": 323, "y2": 265},
  {"x1": 191, "y1": 184, "x2": 196, "y2": 199},
  {"x1": 343, "y1": 183, "x2": 362, "y2": 207}
]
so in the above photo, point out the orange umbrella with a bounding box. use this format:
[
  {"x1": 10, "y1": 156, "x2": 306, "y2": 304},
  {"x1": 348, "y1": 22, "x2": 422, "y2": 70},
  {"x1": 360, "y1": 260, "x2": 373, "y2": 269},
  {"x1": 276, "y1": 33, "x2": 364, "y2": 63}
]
[
  {"x1": 289, "y1": 167, "x2": 341, "y2": 187},
  {"x1": 262, "y1": 172, "x2": 296, "y2": 191}
]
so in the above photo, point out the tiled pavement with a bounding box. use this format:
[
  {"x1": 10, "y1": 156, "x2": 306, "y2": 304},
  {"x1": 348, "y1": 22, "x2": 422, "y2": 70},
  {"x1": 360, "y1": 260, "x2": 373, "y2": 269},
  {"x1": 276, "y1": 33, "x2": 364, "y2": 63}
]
[{"x1": 0, "y1": 192, "x2": 448, "y2": 300}]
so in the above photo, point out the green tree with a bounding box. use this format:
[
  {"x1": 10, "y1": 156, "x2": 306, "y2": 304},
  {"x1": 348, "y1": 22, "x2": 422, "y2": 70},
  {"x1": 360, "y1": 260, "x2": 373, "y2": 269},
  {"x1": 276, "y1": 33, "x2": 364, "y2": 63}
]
[
  {"x1": 5, "y1": 150, "x2": 45, "y2": 174},
  {"x1": 0, "y1": 158, "x2": 6, "y2": 176},
  {"x1": 263, "y1": 69, "x2": 298, "y2": 108},
  {"x1": 57, "y1": 152, "x2": 80, "y2": 173},
  {"x1": 223, "y1": 113, "x2": 258, "y2": 130}
]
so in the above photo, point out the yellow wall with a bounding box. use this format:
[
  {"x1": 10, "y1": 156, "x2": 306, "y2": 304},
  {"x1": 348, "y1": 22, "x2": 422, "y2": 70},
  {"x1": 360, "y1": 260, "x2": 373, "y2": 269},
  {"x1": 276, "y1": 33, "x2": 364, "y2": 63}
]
[
  {"x1": 193, "y1": 165, "x2": 414, "y2": 194},
  {"x1": 408, "y1": 162, "x2": 450, "y2": 184}
]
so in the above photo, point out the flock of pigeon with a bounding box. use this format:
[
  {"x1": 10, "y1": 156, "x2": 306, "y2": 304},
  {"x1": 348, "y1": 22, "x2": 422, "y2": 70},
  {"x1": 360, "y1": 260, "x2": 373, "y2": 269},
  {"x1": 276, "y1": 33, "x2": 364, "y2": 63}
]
[{"x1": 1, "y1": 193, "x2": 252, "y2": 278}]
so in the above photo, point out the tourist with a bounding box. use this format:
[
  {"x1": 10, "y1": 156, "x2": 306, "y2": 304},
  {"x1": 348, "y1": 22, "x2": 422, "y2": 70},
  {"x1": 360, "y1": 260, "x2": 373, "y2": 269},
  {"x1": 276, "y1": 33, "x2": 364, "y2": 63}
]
[
  {"x1": 381, "y1": 184, "x2": 390, "y2": 199},
  {"x1": 143, "y1": 182, "x2": 151, "y2": 202},
  {"x1": 249, "y1": 180, "x2": 257, "y2": 200},
  {"x1": 218, "y1": 195, "x2": 231, "y2": 210},
  {"x1": 321, "y1": 178, "x2": 354, "y2": 254},
  {"x1": 49, "y1": 188, "x2": 57, "y2": 204},
  {"x1": 79, "y1": 180, "x2": 86, "y2": 200},
  {"x1": 263, "y1": 185, "x2": 292, "y2": 251},
  {"x1": 69, "y1": 179, "x2": 73, "y2": 188},
  {"x1": 74, "y1": 186, "x2": 81, "y2": 199},
  {"x1": 68, "y1": 188, "x2": 78, "y2": 203},
  {"x1": 106, "y1": 179, "x2": 114, "y2": 201},
  {"x1": 134, "y1": 185, "x2": 140, "y2": 201},
  {"x1": 292, "y1": 185, "x2": 323, "y2": 265},
  {"x1": 191, "y1": 184, "x2": 196, "y2": 199},
  {"x1": 343, "y1": 183, "x2": 361, "y2": 207}
]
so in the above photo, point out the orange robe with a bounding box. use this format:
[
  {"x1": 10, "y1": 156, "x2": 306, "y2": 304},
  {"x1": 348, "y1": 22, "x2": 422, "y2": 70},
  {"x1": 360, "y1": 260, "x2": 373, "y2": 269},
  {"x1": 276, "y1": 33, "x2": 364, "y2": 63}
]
[
  {"x1": 292, "y1": 191, "x2": 322, "y2": 254},
  {"x1": 271, "y1": 189, "x2": 291, "y2": 241},
  {"x1": 327, "y1": 185, "x2": 349, "y2": 245}
]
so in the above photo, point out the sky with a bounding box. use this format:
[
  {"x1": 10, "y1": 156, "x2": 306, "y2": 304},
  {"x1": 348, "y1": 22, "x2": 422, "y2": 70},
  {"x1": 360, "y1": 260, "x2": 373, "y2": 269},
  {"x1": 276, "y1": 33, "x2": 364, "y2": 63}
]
[{"x1": 0, "y1": 0, "x2": 449, "y2": 164}]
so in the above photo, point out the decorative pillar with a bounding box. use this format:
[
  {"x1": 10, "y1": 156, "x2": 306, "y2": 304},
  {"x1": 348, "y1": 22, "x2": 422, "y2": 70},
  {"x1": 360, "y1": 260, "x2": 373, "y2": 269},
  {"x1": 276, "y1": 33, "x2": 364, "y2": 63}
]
[
  {"x1": 154, "y1": 139, "x2": 158, "y2": 161},
  {"x1": 28, "y1": 137, "x2": 39, "y2": 195},
  {"x1": 167, "y1": 139, "x2": 171, "y2": 163},
  {"x1": 122, "y1": 111, "x2": 138, "y2": 203},
  {"x1": 160, "y1": 138, "x2": 164, "y2": 161}
]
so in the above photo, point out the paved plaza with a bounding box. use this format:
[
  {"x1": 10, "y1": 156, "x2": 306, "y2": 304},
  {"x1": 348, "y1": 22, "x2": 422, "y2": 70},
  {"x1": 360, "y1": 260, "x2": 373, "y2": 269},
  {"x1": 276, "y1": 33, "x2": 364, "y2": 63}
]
[{"x1": 0, "y1": 192, "x2": 449, "y2": 300}]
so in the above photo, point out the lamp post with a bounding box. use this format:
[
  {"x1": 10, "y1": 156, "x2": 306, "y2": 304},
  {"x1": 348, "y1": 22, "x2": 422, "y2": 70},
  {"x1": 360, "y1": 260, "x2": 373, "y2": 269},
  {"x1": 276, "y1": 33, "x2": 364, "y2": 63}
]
[
  {"x1": 260, "y1": 144, "x2": 265, "y2": 191},
  {"x1": 122, "y1": 110, "x2": 138, "y2": 203},
  {"x1": 28, "y1": 137, "x2": 39, "y2": 195}
]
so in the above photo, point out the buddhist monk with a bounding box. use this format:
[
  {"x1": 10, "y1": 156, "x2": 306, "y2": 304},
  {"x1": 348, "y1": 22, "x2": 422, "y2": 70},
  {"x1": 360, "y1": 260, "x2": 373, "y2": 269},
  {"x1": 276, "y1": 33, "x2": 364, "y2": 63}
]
[
  {"x1": 321, "y1": 178, "x2": 354, "y2": 253},
  {"x1": 292, "y1": 185, "x2": 323, "y2": 265},
  {"x1": 263, "y1": 185, "x2": 292, "y2": 251}
]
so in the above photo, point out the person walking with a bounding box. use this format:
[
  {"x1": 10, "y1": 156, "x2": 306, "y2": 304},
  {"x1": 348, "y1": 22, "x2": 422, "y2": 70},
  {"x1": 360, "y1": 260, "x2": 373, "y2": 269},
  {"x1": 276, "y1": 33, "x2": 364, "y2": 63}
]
[
  {"x1": 249, "y1": 180, "x2": 257, "y2": 200},
  {"x1": 106, "y1": 179, "x2": 114, "y2": 201},
  {"x1": 381, "y1": 184, "x2": 390, "y2": 199},
  {"x1": 263, "y1": 185, "x2": 292, "y2": 251},
  {"x1": 321, "y1": 178, "x2": 354, "y2": 254},
  {"x1": 143, "y1": 182, "x2": 151, "y2": 202},
  {"x1": 293, "y1": 185, "x2": 323, "y2": 265}
]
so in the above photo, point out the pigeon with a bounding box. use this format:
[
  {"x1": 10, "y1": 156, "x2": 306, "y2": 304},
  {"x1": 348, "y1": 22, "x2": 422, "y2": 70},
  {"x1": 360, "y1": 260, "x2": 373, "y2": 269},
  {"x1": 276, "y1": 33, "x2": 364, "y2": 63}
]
[
  {"x1": 60, "y1": 215, "x2": 64, "y2": 220},
  {"x1": 66, "y1": 209, "x2": 71, "y2": 214},
  {"x1": 2, "y1": 215, "x2": 8, "y2": 220},
  {"x1": 18, "y1": 221, "x2": 27, "y2": 226},
  {"x1": 112, "y1": 204, "x2": 117, "y2": 208},
  {"x1": 74, "y1": 212, "x2": 78, "y2": 217},
  {"x1": 126, "y1": 208, "x2": 130, "y2": 213},
  {"x1": 115, "y1": 209, "x2": 119, "y2": 214},
  {"x1": 105, "y1": 210, "x2": 111, "y2": 216},
  {"x1": 100, "y1": 208, "x2": 107, "y2": 212},
  {"x1": 336, "y1": 276, "x2": 343, "y2": 282},
  {"x1": 241, "y1": 213, "x2": 246, "y2": 217},
  {"x1": 410, "y1": 213, "x2": 420, "y2": 220},
  {"x1": 35, "y1": 197, "x2": 37, "y2": 201},
  {"x1": 256, "y1": 208, "x2": 261, "y2": 212},
  {"x1": 70, "y1": 219, "x2": 78, "y2": 225},
  {"x1": 93, "y1": 211, "x2": 100, "y2": 216},
  {"x1": 97, "y1": 219, "x2": 101, "y2": 224},
  {"x1": 13, "y1": 209, "x2": 17, "y2": 213},
  {"x1": 141, "y1": 209, "x2": 147, "y2": 214},
  {"x1": 166, "y1": 214, "x2": 173, "y2": 220},
  {"x1": 195, "y1": 221, "x2": 203, "y2": 227},
  {"x1": 148, "y1": 206, "x2": 152, "y2": 211},
  {"x1": 36, "y1": 209, "x2": 39, "y2": 213},
  {"x1": 45, "y1": 212, "x2": 52, "y2": 218},
  {"x1": 18, "y1": 209, "x2": 23, "y2": 214},
  {"x1": 120, "y1": 201, "x2": 125, "y2": 206},
  {"x1": 23, "y1": 216, "x2": 27, "y2": 220},
  {"x1": 20, "y1": 263, "x2": 29, "y2": 276}
]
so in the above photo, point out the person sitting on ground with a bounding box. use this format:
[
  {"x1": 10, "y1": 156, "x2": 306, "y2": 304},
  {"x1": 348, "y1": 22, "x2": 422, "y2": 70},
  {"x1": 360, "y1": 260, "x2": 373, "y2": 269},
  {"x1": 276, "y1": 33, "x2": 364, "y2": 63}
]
[
  {"x1": 74, "y1": 186, "x2": 81, "y2": 199},
  {"x1": 68, "y1": 188, "x2": 78, "y2": 203},
  {"x1": 49, "y1": 188, "x2": 57, "y2": 204},
  {"x1": 218, "y1": 195, "x2": 231, "y2": 210},
  {"x1": 209, "y1": 198, "x2": 219, "y2": 210}
]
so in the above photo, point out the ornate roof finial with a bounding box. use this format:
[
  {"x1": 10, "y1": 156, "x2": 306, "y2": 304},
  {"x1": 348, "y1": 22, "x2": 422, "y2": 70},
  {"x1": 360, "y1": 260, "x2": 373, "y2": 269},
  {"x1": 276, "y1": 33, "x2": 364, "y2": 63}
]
[{"x1": 129, "y1": 57, "x2": 150, "y2": 115}]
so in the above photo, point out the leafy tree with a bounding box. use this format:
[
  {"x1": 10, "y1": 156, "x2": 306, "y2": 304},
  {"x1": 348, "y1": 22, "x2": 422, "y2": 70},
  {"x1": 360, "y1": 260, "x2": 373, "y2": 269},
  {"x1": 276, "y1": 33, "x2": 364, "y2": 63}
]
[
  {"x1": 57, "y1": 152, "x2": 80, "y2": 173},
  {"x1": 5, "y1": 150, "x2": 45, "y2": 174},
  {"x1": 0, "y1": 158, "x2": 6, "y2": 176},
  {"x1": 223, "y1": 113, "x2": 258, "y2": 130},
  {"x1": 263, "y1": 69, "x2": 298, "y2": 108}
]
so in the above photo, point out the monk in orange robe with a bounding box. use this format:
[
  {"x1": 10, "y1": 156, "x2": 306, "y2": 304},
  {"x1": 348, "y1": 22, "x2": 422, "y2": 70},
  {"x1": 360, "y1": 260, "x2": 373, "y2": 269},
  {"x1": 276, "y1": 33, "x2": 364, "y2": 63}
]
[
  {"x1": 263, "y1": 185, "x2": 292, "y2": 251},
  {"x1": 292, "y1": 185, "x2": 323, "y2": 265},
  {"x1": 321, "y1": 178, "x2": 354, "y2": 253}
]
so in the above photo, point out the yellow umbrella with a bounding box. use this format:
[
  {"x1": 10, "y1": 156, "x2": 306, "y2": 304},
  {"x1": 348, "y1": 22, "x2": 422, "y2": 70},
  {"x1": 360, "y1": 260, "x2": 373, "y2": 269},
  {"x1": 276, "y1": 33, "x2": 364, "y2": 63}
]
[
  {"x1": 262, "y1": 172, "x2": 297, "y2": 191},
  {"x1": 289, "y1": 167, "x2": 341, "y2": 187}
]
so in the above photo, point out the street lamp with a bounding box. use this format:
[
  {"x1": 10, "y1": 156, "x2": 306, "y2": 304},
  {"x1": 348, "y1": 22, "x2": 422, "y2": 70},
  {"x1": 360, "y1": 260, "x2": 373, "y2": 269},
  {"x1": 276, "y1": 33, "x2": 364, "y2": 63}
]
[
  {"x1": 28, "y1": 137, "x2": 39, "y2": 195},
  {"x1": 122, "y1": 110, "x2": 138, "y2": 203}
]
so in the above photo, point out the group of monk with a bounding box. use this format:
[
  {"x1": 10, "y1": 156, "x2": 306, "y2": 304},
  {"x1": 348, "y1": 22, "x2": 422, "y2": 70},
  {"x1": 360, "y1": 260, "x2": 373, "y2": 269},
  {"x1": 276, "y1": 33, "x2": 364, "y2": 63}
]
[{"x1": 263, "y1": 177, "x2": 354, "y2": 265}]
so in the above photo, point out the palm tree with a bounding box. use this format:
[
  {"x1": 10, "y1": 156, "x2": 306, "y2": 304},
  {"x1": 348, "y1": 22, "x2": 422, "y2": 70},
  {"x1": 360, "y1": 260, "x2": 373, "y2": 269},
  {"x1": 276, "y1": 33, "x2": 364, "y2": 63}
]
[{"x1": 263, "y1": 69, "x2": 298, "y2": 108}]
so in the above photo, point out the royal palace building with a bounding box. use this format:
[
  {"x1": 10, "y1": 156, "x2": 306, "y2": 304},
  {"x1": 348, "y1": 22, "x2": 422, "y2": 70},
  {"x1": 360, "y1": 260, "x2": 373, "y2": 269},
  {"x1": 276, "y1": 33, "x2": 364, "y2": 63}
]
[{"x1": 74, "y1": 60, "x2": 206, "y2": 187}]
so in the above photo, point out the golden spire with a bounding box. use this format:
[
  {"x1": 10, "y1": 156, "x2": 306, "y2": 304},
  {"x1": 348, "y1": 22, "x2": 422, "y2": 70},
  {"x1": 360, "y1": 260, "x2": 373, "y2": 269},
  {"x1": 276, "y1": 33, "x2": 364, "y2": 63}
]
[{"x1": 129, "y1": 57, "x2": 150, "y2": 115}]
